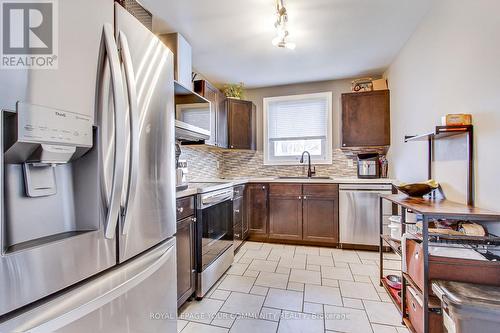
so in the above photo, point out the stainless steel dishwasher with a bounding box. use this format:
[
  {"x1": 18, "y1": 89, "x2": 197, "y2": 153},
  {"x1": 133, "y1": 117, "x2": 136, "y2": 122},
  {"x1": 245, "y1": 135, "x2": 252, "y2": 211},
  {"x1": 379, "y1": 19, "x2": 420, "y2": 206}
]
[{"x1": 339, "y1": 184, "x2": 393, "y2": 246}]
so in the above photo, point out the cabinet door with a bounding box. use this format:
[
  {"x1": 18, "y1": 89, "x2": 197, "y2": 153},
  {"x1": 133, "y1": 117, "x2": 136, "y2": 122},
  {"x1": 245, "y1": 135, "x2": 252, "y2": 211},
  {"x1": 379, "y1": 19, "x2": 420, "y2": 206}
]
[
  {"x1": 227, "y1": 99, "x2": 256, "y2": 150},
  {"x1": 342, "y1": 90, "x2": 390, "y2": 147},
  {"x1": 302, "y1": 184, "x2": 338, "y2": 244},
  {"x1": 246, "y1": 184, "x2": 268, "y2": 239},
  {"x1": 268, "y1": 184, "x2": 303, "y2": 241},
  {"x1": 176, "y1": 216, "x2": 196, "y2": 307},
  {"x1": 269, "y1": 196, "x2": 303, "y2": 241}
]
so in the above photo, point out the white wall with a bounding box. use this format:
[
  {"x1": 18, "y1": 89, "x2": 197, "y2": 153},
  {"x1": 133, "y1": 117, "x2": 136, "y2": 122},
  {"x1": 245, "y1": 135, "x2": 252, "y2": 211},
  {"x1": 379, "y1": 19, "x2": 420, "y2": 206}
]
[{"x1": 385, "y1": 0, "x2": 500, "y2": 211}]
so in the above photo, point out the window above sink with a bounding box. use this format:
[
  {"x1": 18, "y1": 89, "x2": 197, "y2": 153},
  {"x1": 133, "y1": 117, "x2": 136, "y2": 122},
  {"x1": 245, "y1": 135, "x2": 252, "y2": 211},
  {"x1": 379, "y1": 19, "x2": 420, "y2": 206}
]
[{"x1": 263, "y1": 92, "x2": 333, "y2": 165}]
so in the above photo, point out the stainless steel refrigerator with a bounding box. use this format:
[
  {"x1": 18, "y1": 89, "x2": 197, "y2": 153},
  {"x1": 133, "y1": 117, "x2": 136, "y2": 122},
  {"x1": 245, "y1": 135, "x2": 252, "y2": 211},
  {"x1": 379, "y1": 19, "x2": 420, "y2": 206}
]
[{"x1": 0, "y1": 1, "x2": 177, "y2": 332}]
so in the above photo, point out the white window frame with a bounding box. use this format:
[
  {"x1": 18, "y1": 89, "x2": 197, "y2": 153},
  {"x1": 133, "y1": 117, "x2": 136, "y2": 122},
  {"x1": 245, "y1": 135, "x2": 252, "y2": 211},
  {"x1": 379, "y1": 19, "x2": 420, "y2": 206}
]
[{"x1": 263, "y1": 92, "x2": 333, "y2": 165}]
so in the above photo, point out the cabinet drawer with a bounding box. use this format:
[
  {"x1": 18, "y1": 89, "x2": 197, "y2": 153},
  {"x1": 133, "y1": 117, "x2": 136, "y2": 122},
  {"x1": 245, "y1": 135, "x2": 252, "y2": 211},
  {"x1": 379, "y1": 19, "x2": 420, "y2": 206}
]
[
  {"x1": 406, "y1": 286, "x2": 443, "y2": 333},
  {"x1": 176, "y1": 196, "x2": 195, "y2": 220},
  {"x1": 405, "y1": 239, "x2": 500, "y2": 292},
  {"x1": 233, "y1": 185, "x2": 245, "y2": 198},
  {"x1": 303, "y1": 184, "x2": 338, "y2": 197},
  {"x1": 269, "y1": 184, "x2": 302, "y2": 196}
]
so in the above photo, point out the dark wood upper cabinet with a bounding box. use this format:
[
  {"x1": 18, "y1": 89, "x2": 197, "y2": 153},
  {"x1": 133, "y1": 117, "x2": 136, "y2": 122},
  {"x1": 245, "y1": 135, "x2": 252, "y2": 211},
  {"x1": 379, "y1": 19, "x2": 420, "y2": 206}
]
[
  {"x1": 193, "y1": 81, "x2": 255, "y2": 150},
  {"x1": 246, "y1": 184, "x2": 268, "y2": 240},
  {"x1": 269, "y1": 184, "x2": 303, "y2": 241},
  {"x1": 225, "y1": 99, "x2": 256, "y2": 150},
  {"x1": 342, "y1": 90, "x2": 390, "y2": 147},
  {"x1": 302, "y1": 184, "x2": 339, "y2": 244}
]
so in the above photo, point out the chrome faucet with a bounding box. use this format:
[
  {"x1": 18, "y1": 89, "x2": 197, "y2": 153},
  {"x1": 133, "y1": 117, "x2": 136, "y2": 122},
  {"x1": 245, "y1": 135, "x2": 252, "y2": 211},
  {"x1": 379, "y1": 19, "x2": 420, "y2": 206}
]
[{"x1": 300, "y1": 151, "x2": 316, "y2": 178}]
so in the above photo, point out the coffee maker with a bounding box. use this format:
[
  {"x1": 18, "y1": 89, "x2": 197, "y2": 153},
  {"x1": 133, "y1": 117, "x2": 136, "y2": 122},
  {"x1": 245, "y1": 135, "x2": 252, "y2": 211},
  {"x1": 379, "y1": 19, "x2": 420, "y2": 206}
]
[
  {"x1": 175, "y1": 143, "x2": 188, "y2": 191},
  {"x1": 357, "y1": 153, "x2": 380, "y2": 179}
]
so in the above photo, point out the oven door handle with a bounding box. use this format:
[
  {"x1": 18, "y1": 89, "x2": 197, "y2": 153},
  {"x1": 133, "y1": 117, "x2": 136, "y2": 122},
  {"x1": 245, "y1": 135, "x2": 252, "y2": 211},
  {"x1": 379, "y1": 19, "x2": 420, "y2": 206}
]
[{"x1": 201, "y1": 196, "x2": 233, "y2": 209}]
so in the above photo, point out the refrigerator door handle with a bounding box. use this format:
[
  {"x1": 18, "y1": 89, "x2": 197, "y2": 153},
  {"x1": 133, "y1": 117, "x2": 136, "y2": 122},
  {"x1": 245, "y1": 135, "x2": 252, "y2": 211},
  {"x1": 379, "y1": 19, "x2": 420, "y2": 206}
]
[
  {"x1": 118, "y1": 31, "x2": 140, "y2": 235},
  {"x1": 97, "y1": 23, "x2": 127, "y2": 239}
]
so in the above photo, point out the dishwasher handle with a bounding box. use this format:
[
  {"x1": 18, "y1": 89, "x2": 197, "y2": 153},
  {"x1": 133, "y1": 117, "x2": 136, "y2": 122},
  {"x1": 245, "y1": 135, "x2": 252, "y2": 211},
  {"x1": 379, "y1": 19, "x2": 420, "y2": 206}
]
[{"x1": 339, "y1": 184, "x2": 392, "y2": 191}]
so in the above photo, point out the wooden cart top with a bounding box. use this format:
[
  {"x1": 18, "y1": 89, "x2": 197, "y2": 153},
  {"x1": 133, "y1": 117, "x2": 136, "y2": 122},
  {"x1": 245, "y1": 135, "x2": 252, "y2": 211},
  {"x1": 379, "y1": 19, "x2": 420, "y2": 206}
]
[{"x1": 381, "y1": 194, "x2": 500, "y2": 220}]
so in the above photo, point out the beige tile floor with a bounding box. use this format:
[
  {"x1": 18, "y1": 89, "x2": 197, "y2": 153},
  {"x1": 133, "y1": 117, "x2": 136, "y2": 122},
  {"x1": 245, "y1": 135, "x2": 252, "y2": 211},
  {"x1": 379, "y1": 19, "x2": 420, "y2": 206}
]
[{"x1": 178, "y1": 241, "x2": 408, "y2": 333}]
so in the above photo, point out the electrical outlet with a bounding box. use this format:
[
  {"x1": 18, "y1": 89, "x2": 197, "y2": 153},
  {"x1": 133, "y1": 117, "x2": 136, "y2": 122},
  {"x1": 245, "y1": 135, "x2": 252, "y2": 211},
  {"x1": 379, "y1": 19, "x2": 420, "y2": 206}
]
[
  {"x1": 216, "y1": 161, "x2": 220, "y2": 169},
  {"x1": 347, "y1": 159, "x2": 354, "y2": 167}
]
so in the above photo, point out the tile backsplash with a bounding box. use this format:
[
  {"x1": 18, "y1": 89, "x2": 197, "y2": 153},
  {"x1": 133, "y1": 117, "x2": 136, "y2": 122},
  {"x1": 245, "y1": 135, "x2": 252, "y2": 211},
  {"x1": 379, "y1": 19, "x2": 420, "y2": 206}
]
[
  {"x1": 180, "y1": 145, "x2": 358, "y2": 180},
  {"x1": 179, "y1": 145, "x2": 222, "y2": 180}
]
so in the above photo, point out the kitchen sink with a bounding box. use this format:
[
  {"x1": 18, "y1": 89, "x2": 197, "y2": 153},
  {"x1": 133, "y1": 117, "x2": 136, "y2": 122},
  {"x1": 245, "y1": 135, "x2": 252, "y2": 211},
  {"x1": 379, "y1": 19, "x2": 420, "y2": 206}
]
[{"x1": 276, "y1": 176, "x2": 332, "y2": 180}]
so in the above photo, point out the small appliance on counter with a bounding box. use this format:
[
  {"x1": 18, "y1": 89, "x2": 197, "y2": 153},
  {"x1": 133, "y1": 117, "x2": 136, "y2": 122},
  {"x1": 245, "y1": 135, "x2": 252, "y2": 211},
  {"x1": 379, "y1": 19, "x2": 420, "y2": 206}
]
[
  {"x1": 175, "y1": 143, "x2": 188, "y2": 191},
  {"x1": 357, "y1": 153, "x2": 380, "y2": 179}
]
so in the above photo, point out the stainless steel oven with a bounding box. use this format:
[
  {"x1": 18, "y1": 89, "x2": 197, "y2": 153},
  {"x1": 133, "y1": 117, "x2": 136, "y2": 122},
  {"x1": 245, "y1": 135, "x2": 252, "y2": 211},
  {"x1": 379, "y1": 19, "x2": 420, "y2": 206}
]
[{"x1": 196, "y1": 187, "x2": 234, "y2": 297}]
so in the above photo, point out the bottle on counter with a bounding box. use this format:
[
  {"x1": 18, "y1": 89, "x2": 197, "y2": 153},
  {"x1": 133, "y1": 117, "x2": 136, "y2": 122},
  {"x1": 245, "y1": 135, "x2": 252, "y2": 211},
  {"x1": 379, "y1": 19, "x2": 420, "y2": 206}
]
[{"x1": 379, "y1": 155, "x2": 388, "y2": 178}]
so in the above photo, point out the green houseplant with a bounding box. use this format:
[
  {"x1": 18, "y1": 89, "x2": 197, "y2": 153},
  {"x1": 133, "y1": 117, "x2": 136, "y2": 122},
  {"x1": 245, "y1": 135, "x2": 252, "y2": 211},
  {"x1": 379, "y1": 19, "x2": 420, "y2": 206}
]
[{"x1": 223, "y1": 82, "x2": 244, "y2": 99}]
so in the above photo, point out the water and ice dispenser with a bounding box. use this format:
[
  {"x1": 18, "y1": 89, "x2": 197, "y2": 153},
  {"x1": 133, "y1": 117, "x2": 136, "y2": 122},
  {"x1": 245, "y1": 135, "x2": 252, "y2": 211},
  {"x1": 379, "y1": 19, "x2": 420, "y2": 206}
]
[
  {"x1": 2, "y1": 102, "x2": 98, "y2": 253},
  {"x1": 3, "y1": 102, "x2": 93, "y2": 197}
]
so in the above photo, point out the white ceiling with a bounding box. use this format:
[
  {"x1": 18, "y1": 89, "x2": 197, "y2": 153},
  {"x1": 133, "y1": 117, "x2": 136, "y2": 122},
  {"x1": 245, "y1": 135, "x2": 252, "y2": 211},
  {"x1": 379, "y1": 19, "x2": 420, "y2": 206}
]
[{"x1": 140, "y1": 0, "x2": 431, "y2": 88}]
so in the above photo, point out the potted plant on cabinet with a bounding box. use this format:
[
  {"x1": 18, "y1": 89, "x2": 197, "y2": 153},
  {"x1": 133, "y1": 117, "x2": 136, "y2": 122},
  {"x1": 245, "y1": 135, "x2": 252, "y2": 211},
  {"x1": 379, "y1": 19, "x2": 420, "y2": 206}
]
[{"x1": 223, "y1": 82, "x2": 244, "y2": 99}]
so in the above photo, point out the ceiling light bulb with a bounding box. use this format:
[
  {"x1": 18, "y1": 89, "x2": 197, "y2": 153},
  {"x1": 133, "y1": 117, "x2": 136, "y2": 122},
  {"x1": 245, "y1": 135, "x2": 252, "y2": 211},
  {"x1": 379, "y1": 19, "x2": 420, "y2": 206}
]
[
  {"x1": 285, "y1": 42, "x2": 296, "y2": 50},
  {"x1": 276, "y1": 27, "x2": 286, "y2": 38}
]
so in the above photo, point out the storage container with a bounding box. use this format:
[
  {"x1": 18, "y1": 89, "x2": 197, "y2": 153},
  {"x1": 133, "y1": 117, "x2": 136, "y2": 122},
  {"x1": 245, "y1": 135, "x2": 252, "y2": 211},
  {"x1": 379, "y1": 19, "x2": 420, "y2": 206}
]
[
  {"x1": 432, "y1": 280, "x2": 500, "y2": 333},
  {"x1": 406, "y1": 285, "x2": 444, "y2": 333},
  {"x1": 388, "y1": 216, "x2": 401, "y2": 240},
  {"x1": 440, "y1": 114, "x2": 472, "y2": 126}
]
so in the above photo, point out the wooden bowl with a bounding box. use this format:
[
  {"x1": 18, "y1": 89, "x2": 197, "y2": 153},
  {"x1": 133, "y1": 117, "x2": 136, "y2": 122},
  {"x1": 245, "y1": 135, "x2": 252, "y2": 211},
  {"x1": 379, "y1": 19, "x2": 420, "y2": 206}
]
[{"x1": 397, "y1": 183, "x2": 437, "y2": 197}]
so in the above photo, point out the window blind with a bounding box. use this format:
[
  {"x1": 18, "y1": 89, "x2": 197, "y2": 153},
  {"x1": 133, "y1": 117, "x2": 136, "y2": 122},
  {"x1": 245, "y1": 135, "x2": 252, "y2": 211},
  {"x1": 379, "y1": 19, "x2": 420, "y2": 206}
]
[{"x1": 267, "y1": 97, "x2": 328, "y2": 140}]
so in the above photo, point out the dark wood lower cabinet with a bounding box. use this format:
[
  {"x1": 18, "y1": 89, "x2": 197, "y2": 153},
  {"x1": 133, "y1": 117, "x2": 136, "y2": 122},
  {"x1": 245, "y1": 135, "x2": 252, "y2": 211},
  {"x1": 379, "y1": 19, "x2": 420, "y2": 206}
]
[
  {"x1": 303, "y1": 195, "x2": 339, "y2": 244},
  {"x1": 176, "y1": 215, "x2": 196, "y2": 308},
  {"x1": 247, "y1": 183, "x2": 339, "y2": 245},
  {"x1": 269, "y1": 195, "x2": 303, "y2": 241},
  {"x1": 246, "y1": 184, "x2": 269, "y2": 241},
  {"x1": 302, "y1": 184, "x2": 339, "y2": 244}
]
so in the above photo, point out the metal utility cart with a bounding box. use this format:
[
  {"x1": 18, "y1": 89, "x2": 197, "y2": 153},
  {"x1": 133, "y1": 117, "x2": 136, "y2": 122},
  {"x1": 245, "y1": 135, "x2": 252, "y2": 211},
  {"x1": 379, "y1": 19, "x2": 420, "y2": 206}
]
[
  {"x1": 379, "y1": 124, "x2": 500, "y2": 333},
  {"x1": 379, "y1": 195, "x2": 500, "y2": 333}
]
